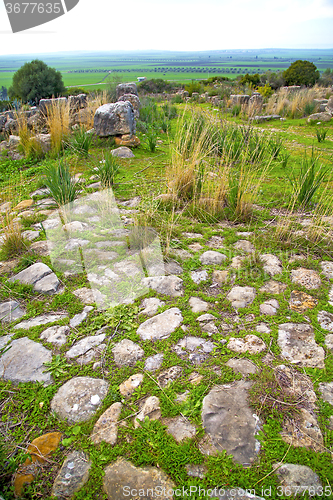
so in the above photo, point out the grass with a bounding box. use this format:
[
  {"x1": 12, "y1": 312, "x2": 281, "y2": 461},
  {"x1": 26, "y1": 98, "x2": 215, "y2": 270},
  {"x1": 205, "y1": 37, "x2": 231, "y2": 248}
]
[
  {"x1": 94, "y1": 151, "x2": 120, "y2": 187},
  {"x1": 288, "y1": 148, "x2": 329, "y2": 208},
  {"x1": 43, "y1": 160, "x2": 78, "y2": 207},
  {"x1": 45, "y1": 99, "x2": 70, "y2": 156},
  {"x1": 1, "y1": 91, "x2": 333, "y2": 499}
]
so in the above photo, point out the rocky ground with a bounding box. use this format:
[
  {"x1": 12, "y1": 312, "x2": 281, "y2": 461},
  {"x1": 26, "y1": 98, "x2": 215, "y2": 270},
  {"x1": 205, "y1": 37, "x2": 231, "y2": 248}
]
[{"x1": 1, "y1": 168, "x2": 333, "y2": 499}]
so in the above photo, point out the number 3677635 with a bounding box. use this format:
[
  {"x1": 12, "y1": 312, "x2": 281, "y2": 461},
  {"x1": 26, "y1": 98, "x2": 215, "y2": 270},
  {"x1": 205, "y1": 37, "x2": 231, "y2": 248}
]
[{"x1": 5, "y1": 3, "x2": 62, "y2": 14}]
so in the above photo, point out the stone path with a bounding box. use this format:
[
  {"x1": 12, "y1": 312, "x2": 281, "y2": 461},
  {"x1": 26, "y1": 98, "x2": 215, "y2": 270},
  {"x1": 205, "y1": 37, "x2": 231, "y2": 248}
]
[{"x1": 1, "y1": 191, "x2": 333, "y2": 498}]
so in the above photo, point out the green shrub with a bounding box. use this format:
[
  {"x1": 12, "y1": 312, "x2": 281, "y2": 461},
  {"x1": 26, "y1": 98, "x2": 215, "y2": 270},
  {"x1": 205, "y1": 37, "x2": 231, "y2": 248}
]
[
  {"x1": 303, "y1": 101, "x2": 317, "y2": 116},
  {"x1": 288, "y1": 148, "x2": 329, "y2": 207},
  {"x1": 316, "y1": 128, "x2": 328, "y2": 143},
  {"x1": 144, "y1": 126, "x2": 158, "y2": 152},
  {"x1": 44, "y1": 160, "x2": 78, "y2": 207},
  {"x1": 94, "y1": 151, "x2": 120, "y2": 187},
  {"x1": 68, "y1": 126, "x2": 93, "y2": 157}
]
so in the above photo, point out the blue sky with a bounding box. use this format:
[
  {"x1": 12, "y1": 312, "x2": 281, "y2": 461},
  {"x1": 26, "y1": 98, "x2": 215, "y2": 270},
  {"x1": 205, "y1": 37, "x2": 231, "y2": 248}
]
[{"x1": 0, "y1": 0, "x2": 332, "y2": 55}]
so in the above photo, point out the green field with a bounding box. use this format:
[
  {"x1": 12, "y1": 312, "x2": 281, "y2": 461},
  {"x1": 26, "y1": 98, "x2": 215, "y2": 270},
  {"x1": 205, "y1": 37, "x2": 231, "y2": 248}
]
[{"x1": 1, "y1": 48, "x2": 333, "y2": 91}]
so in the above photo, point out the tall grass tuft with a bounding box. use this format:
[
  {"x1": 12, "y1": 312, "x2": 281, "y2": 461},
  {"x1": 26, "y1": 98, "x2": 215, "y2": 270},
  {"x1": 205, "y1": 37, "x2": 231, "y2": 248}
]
[
  {"x1": 288, "y1": 148, "x2": 328, "y2": 208},
  {"x1": 68, "y1": 126, "x2": 93, "y2": 157},
  {"x1": 44, "y1": 160, "x2": 78, "y2": 207},
  {"x1": 46, "y1": 99, "x2": 70, "y2": 156},
  {"x1": 1, "y1": 213, "x2": 29, "y2": 259},
  {"x1": 14, "y1": 109, "x2": 43, "y2": 159},
  {"x1": 316, "y1": 128, "x2": 328, "y2": 143},
  {"x1": 94, "y1": 152, "x2": 120, "y2": 187}
]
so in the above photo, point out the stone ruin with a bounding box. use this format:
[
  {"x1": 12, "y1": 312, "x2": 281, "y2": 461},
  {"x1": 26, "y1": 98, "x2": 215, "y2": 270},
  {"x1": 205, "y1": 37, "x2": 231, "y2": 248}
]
[{"x1": 0, "y1": 82, "x2": 142, "y2": 156}]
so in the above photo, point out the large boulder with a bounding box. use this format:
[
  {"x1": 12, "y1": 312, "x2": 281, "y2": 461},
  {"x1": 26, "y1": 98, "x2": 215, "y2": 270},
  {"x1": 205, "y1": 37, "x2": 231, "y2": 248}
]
[
  {"x1": 326, "y1": 95, "x2": 333, "y2": 113},
  {"x1": 94, "y1": 102, "x2": 135, "y2": 137},
  {"x1": 307, "y1": 112, "x2": 331, "y2": 123},
  {"x1": 39, "y1": 97, "x2": 67, "y2": 115},
  {"x1": 230, "y1": 95, "x2": 250, "y2": 106},
  {"x1": 116, "y1": 82, "x2": 138, "y2": 99},
  {"x1": 117, "y1": 93, "x2": 140, "y2": 118},
  {"x1": 68, "y1": 94, "x2": 87, "y2": 112}
]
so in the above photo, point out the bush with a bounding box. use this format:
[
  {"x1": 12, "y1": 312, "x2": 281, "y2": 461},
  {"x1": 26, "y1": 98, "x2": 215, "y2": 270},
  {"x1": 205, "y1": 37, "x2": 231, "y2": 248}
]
[
  {"x1": 184, "y1": 80, "x2": 202, "y2": 97},
  {"x1": 8, "y1": 59, "x2": 66, "y2": 104},
  {"x1": 94, "y1": 151, "x2": 120, "y2": 187},
  {"x1": 283, "y1": 60, "x2": 320, "y2": 87},
  {"x1": 44, "y1": 161, "x2": 78, "y2": 207},
  {"x1": 288, "y1": 148, "x2": 328, "y2": 207},
  {"x1": 138, "y1": 79, "x2": 175, "y2": 94},
  {"x1": 68, "y1": 126, "x2": 93, "y2": 157}
]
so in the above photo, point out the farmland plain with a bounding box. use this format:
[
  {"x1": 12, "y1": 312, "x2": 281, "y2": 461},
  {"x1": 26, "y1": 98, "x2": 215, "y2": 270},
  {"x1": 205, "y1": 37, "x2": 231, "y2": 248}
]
[{"x1": 1, "y1": 48, "x2": 333, "y2": 91}]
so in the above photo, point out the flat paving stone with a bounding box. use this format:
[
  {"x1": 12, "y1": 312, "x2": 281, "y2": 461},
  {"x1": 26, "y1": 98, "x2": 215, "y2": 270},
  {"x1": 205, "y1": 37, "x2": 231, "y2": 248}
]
[
  {"x1": 137, "y1": 308, "x2": 183, "y2": 340},
  {"x1": 206, "y1": 235, "x2": 224, "y2": 248},
  {"x1": 144, "y1": 353, "x2": 164, "y2": 372},
  {"x1": 273, "y1": 463, "x2": 322, "y2": 496},
  {"x1": 234, "y1": 240, "x2": 255, "y2": 253},
  {"x1": 142, "y1": 275, "x2": 184, "y2": 297},
  {"x1": 135, "y1": 396, "x2": 161, "y2": 428},
  {"x1": 226, "y1": 286, "x2": 256, "y2": 309},
  {"x1": 0, "y1": 337, "x2": 52, "y2": 384},
  {"x1": 52, "y1": 451, "x2": 91, "y2": 498},
  {"x1": 259, "y1": 280, "x2": 287, "y2": 294},
  {"x1": 112, "y1": 339, "x2": 144, "y2": 367},
  {"x1": 320, "y1": 261, "x2": 333, "y2": 279},
  {"x1": 318, "y1": 382, "x2": 333, "y2": 405},
  {"x1": 289, "y1": 290, "x2": 317, "y2": 313},
  {"x1": 139, "y1": 297, "x2": 165, "y2": 317},
  {"x1": 66, "y1": 334, "x2": 106, "y2": 359},
  {"x1": 317, "y1": 310, "x2": 333, "y2": 332},
  {"x1": 260, "y1": 254, "x2": 282, "y2": 276},
  {"x1": 227, "y1": 335, "x2": 266, "y2": 354},
  {"x1": 0, "y1": 300, "x2": 26, "y2": 323},
  {"x1": 200, "y1": 250, "x2": 227, "y2": 265},
  {"x1": 164, "y1": 260, "x2": 183, "y2": 275},
  {"x1": 51, "y1": 377, "x2": 109, "y2": 423},
  {"x1": 33, "y1": 272, "x2": 60, "y2": 295},
  {"x1": 70, "y1": 306, "x2": 94, "y2": 328},
  {"x1": 119, "y1": 373, "x2": 143, "y2": 399},
  {"x1": 190, "y1": 270, "x2": 209, "y2": 284},
  {"x1": 259, "y1": 299, "x2": 279, "y2": 315},
  {"x1": 157, "y1": 366, "x2": 182, "y2": 388},
  {"x1": 163, "y1": 416, "x2": 197, "y2": 442},
  {"x1": 103, "y1": 458, "x2": 175, "y2": 500},
  {"x1": 40, "y1": 325, "x2": 70, "y2": 346},
  {"x1": 174, "y1": 336, "x2": 214, "y2": 364},
  {"x1": 226, "y1": 358, "x2": 259, "y2": 376},
  {"x1": 201, "y1": 381, "x2": 260, "y2": 465},
  {"x1": 291, "y1": 268, "x2": 321, "y2": 290},
  {"x1": 90, "y1": 402, "x2": 122, "y2": 445},
  {"x1": 9, "y1": 262, "x2": 52, "y2": 285},
  {"x1": 14, "y1": 313, "x2": 67, "y2": 330},
  {"x1": 189, "y1": 296, "x2": 209, "y2": 313},
  {"x1": 278, "y1": 323, "x2": 325, "y2": 368}
]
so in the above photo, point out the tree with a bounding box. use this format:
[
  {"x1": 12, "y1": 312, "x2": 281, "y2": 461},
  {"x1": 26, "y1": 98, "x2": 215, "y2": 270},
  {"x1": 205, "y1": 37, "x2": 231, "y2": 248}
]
[
  {"x1": 283, "y1": 60, "x2": 319, "y2": 87},
  {"x1": 8, "y1": 59, "x2": 66, "y2": 104}
]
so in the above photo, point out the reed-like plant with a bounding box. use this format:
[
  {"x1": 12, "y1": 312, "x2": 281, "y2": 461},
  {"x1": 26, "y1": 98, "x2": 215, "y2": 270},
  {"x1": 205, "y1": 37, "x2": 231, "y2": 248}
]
[
  {"x1": 94, "y1": 152, "x2": 120, "y2": 188},
  {"x1": 46, "y1": 99, "x2": 70, "y2": 156},
  {"x1": 44, "y1": 160, "x2": 78, "y2": 207},
  {"x1": 14, "y1": 109, "x2": 43, "y2": 159},
  {"x1": 1, "y1": 213, "x2": 29, "y2": 259},
  {"x1": 316, "y1": 128, "x2": 328, "y2": 143},
  {"x1": 68, "y1": 126, "x2": 93, "y2": 157},
  {"x1": 288, "y1": 149, "x2": 328, "y2": 208}
]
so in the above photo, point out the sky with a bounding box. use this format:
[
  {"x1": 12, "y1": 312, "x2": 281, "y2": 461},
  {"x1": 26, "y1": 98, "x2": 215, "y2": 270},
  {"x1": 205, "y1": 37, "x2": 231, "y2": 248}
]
[{"x1": 0, "y1": 0, "x2": 333, "y2": 55}]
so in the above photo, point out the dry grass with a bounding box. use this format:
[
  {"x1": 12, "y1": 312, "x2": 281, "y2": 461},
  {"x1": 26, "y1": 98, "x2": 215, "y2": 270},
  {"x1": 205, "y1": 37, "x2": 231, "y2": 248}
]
[
  {"x1": 14, "y1": 109, "x2": 43, "y2": 159},
  {"x1": 45, "y1": 99, "x2": 70, "y2": 155},
  {"x1": 84, "y1": 91, "x2": 110, "y2": 129},
  {"x1": 1, "y1": 213, "x2": 28, "y2": 259}
]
